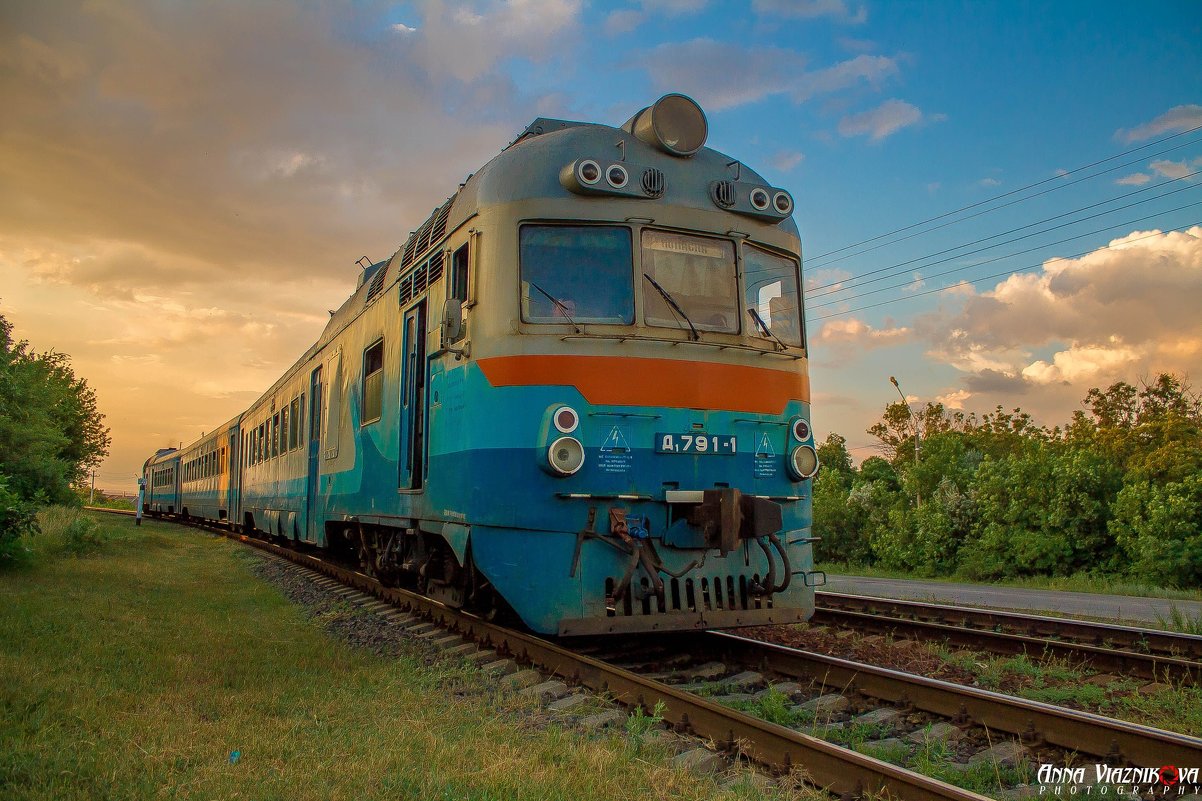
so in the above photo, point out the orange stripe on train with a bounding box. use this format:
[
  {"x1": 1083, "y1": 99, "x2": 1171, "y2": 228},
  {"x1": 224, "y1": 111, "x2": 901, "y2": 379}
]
[{"x1": 476, "y1": 355, "x2": 809, "y2": 415}]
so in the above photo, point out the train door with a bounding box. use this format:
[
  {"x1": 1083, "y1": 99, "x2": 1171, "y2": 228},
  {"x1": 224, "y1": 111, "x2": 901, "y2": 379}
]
[
  {"x1": 399, "y1": 301, "x2": 427, "y2": 491},
  {"x1": 305, "y1": 364, "x2": 323, "y2": 543},
  {"x1": 226, "y1": 428, "x2": 239, "y2": 522}
]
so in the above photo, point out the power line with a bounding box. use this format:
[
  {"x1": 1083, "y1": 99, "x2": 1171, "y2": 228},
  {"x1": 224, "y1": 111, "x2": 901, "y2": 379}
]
[
  {"x1": 806, "y1": 124, "x2": 1202, "y2": 267},
  {"x1": 806, "y1": 200, "x2": 1202, "y2": 311},
  {"x1": 807, "y1": 186, "x2": 1202, "y2": 306},
  {"x1": 807, "y1": 172, "x2": 1200, "y2": 295},
  {"x1": 805, "y1": 222, "x2": 1201, "y2": 323}
]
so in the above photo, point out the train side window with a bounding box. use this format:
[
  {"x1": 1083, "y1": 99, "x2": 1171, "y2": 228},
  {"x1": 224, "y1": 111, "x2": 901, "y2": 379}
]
[
  {"x1": 362, "y1": 339, "x2": 384, "y2": 425},
  {"x1": 281, "y1": 405, "x2": 290, "y2": 454},
  {"x1": 258, "y1": 423, "x2": 266, "y2": 463},
  {"x1": 298, "y1": 393, "x2": 306, "y2": 446},
  {"x1": 272, "y1": 413, "x2": 281, "y2": 458},
  {"x1": 451, "y1": 244, "x2": 469, "y2": 302},
  {"x1": 289, "y1": 398, "x2": 300, "y2": 449}
]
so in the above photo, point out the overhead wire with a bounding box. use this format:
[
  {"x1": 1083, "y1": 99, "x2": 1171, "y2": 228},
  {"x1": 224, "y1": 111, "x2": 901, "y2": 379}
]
[
  {"x1": 807, "y1": 181, "x2": 1202, "y2": 305},
  {"x1": 805, "y1": 123, "x2": 1202, "y2": 266},
  {"x1": 806, "y1": 199, "x2": 1202, "y2": 310},
  {"x1": 806, "y1": 172, "x2": 1200, "y2": 296},
  {"x1": 805, "y1": 221, "x2": 1202, "y2": 323}
]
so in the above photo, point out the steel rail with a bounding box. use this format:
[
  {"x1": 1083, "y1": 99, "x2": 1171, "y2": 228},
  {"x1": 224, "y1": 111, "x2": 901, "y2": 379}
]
[
  {"x1": 705, "y1": 631, "x2": 1202, "y2": 770},
  {"x1": 811, "y1": 604, "x2": 1201, "y2": 684},
  {"x1": 92, "y1": 509, "x2": 988, "y2": 800},
  {"x1": 818, "y1": 591, "x2": 1202, "y2": 660}
]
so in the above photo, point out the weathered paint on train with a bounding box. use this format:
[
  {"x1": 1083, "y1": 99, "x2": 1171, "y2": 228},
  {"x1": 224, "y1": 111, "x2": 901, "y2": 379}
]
[{"x1": 144, "y1": 96, "x2": 822, "y2": 635}]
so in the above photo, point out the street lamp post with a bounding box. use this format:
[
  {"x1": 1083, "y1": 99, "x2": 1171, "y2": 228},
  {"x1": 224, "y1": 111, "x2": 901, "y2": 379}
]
[{"x1": 889, "y1": 376, "x2": 921, "y2": 509}]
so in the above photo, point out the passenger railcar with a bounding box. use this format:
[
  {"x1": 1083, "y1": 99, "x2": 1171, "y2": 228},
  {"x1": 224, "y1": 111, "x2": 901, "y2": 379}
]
[{"x1": 144, "y1": 94, "x2": 823, "y2": 635}]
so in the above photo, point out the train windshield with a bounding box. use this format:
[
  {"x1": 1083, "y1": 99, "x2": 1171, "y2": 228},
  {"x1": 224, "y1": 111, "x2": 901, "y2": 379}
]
[
  {"x1": 743, "y1": 244, "x2": 803, "y2": 347},
  {"x1": 520, "y1": 225, "x2": 634, "y2": 324},
  {"x1": 641, "y1": 230, "x2": 737, "y2": 334}
]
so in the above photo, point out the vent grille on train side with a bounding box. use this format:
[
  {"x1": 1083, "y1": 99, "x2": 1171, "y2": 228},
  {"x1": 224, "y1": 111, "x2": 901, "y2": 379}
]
[
  {"x1": 712, "y1": 180, "x2": 736, "y2": 208},
  {"x1": 641, "y1": 167, "x2": 665, "y2": 198},
  {"x1": 364, "y1": 267, "x2": 387, "y2": 305}
]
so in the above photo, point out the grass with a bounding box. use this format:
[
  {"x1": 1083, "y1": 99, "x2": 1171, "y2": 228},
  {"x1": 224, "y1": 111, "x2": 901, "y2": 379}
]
[
  {"x1": 817, "y1": 561, "x2": 1202, "y2": 602},
  {"x1": 720, "y1": 691, "x2": 814, "y2": 728},
  {"x1": 1, "y1": 510, "x2": 821, "y2": 801},
  {"x1": 1157, "y1": 605, "x2": 1202, "y2": 635},
  {"x1": 930, "y1": 644, "x2": 1202, "y2": 737}
]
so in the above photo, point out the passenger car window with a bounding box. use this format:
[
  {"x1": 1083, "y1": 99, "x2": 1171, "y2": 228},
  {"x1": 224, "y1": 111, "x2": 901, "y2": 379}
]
[
  {"x1": 520, "y1": 225, "x2": 633, "y2": 325},
  {"x1": 641, "y1": 231, "x2": 737, "y2": 334}
]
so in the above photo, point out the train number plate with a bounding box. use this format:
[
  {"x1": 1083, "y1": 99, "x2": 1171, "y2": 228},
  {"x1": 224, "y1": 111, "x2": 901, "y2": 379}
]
[{"x1": 655, "y1": 433, "x2": 737, "y2": 455}]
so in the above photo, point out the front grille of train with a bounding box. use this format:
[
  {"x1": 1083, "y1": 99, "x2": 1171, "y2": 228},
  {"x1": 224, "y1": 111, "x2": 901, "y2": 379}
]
[
  {"x1": 604, "y1": 574, "x2": 772, "y2": 617},
  {"x1": 641, "y1": 168, "x2": 665, "y2": 198}
]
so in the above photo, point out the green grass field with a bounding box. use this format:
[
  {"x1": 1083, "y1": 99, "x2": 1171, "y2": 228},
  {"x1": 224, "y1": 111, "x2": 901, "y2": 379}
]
[{"x1": 0, "y1": 510, "x2": 811, "y2": 801}]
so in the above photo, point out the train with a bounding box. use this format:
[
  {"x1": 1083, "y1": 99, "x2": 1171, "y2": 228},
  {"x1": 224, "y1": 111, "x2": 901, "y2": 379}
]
[{"x1": 142, "y1": 93, "x2": 822, "y2": 636}]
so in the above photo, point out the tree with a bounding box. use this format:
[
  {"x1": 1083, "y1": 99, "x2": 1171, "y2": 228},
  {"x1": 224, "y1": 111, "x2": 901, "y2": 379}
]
[{"x1": 0, "y1": 314, "x2": 110, "y2": 507}]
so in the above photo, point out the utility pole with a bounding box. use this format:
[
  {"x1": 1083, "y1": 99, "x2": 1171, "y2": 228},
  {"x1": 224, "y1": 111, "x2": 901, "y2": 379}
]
[
  {"x1": 889, "y1": 376, "x2": 921, "y2": 509},
  {"x1": 89, "y1": 470, "x2": 95, "y2": 505}
]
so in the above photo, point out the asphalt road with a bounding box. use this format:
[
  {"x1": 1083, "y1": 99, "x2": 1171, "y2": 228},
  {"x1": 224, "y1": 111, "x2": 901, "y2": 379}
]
[{"x1": 824, "y1": 575, "x2": 1202, "y2": 626}]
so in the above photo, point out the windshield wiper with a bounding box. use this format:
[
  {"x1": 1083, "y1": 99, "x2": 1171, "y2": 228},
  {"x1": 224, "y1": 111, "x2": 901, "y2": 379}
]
[
  {"x1": 528, "y1": 281, "x2": 581, "y2": 333},
  {"x1": 749, "y1": 308, "x2": 788, "y2": 351},
  {"x1": 643, "y1": 273, "x2": 699, "y2": 341}
]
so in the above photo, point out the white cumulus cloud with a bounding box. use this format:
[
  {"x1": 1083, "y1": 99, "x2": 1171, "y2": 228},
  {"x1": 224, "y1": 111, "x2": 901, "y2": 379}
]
[
  {"x1": 1116, "y1": 104, "x2": 1202, "y2": 143},
  {"x1": 838, "y1": 99, "x2": 925, "y2": 141}
]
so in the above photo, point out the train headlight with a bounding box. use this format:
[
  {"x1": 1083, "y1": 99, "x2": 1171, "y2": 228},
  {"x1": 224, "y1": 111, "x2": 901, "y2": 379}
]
[
  {"x1": 773, "y1": 191, "x2": 794, "y2": 215},
  {"x1": 553, "y1": 406, "x2": 580, "y2": 433},
  {"x1": 631, "y1": 94, "x2": 708, "y2": 157},
  {"x1": 750, "y1": 188, "x2": 771, "y2": 211},
  {"x1": 791, "y1": 418, "x2": 811, "y2": 442},
  {"x1": 547, "y1": 436, "x2": 585, "y2": 476},
  {"x1": 606, "y1": 164, "x2": 629, "y2": 189},
  {"x1": 578, "y1": 159, "x2": 601, "y2": 185},
  {"x1": 787, "y1": 444, "x2": 819, "y2": 481}
]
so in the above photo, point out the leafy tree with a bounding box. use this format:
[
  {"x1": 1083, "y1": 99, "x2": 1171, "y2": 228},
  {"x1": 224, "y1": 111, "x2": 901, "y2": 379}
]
[
  {"x1": 1111, "y1": 475, "x2": 1202, "y2": 587},
  {"x1": 0, "y1": 313, "x2": 110, "y2": 509}
]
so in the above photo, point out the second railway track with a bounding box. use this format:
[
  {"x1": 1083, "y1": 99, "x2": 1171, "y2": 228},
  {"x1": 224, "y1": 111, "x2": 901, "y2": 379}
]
[
  {"x1": 812, "y1": 591, "x2": 1202, "y2": 684},
  {"x1": 88, "y1": 508, "x2": 1202, "y2": 800}
]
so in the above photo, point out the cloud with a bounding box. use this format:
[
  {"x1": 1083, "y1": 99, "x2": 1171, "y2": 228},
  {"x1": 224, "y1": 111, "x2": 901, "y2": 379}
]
[
  {"x1": 837, "y1": 99, "x2": 926, "y2": 141},
  {"x1": 1150, "y1": 159, "x2": 1192, "y2": 179},
  {"x1": 814, "y1": 317, "x2": 910, "y2": 350},
  {"x1": 641, "y1": 42, "x2": 898, "y2": 110},
  {"x1": 1116, "y1": 104, "x2": 1202, "y2": 143},
  {"x1": 977, "y1": 177, "x2": 1001, "y2": 187},
  {"x1": 937, "y1": 389, "x2": 973, "y2": 410},
  {"x1": 770, "y1": 150, "x2": 805, "y2": 171},
  {"x1": 604, "y1": 9, "x2": 644, "y2": 34},
  {"x1": 391, "y1": 23, "x2": 417, "y2": 34},
  {"x1": 752, "y1": 0, "x2": 867, "y2": 23},
  {"x1": 916, "y1": 226, "x2": 1202, "y2": 418},
  {"x1": 1116, "y1": 172, "x2": 1152, "y2": 186}
]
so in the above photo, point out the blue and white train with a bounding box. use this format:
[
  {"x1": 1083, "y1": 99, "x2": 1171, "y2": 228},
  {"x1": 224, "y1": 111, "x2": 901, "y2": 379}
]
[{"x1": 143, "y1": 94, "x2": 822, "y2": 635}]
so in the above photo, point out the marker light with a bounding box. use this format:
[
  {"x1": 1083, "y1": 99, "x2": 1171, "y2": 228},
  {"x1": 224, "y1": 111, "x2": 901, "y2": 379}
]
[
  {"x1": 788, "y1": 444, "x2": 819, "y2": 481},
  {"x1": 773, "y1": 191, "x2": 793, "y2": 215},
  {"x1": 548, "y1": 436, "x2": 585, "y2": 476},
  {"x1": 553, "y1": 406, "x2": 580, "y2": 433},
  {"x1": 792, "y1": 419, "x2": 811, "y2": 442},
  {"x1": 750, "y1": 188, "x2": 770, "y2": 210},
  {"x1": 606, "y1": 164, "x2": 629, "y2": 188}
]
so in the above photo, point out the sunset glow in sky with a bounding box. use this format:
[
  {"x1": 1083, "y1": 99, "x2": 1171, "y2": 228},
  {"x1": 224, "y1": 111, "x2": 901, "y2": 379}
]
[{"x1": 2, "y1": 1, "x2": 1200, "y2": 490}]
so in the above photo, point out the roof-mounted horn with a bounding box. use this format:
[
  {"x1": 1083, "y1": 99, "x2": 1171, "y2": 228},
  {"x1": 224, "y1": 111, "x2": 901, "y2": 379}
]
[{"x1": 623, "y1": 94, "x2": 708, "y2": 157}]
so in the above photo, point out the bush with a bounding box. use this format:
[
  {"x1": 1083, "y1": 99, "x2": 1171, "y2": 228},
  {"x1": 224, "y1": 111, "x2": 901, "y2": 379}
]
[
  {"x1": 35, "y1": 506, "x2": 106, "y2": 556},
  {"x1": 1111, "y1": 475, "x2": 1202, "y2": 588},
  {"x1": 0, "y1": 475, "x2": 39, "y2": 567}
]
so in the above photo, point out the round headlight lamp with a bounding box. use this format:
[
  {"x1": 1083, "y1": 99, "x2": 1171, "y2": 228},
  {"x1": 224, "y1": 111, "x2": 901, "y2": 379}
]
[
  {"x1": 788, "y1": 444, "x2": 819, "y2": 481},
  {"x1": 792, "y1": 419, "x2": 811, "y2": 442},
  {"x1": 773, "y1": 191, "x2": 794, "y2": 215},
  {"x1": 548, "y1": 436, "x2": 585, "y2": 476},
  {"x1": 606, "y1": 164, "x2": 629, "y2": 188},
  {"x1": 578, "y1": 160, "x2": 601, "y2": 185},
  {"x1": 750, "y1": 188, "x2": 771, "y2": 210},
  {"x1": 632, "y1": 94, "x2": 708, "y2": 157}
]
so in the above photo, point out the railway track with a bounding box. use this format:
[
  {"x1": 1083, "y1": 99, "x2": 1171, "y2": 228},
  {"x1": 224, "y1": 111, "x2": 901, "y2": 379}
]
[
  {"x1": 813, "y1": 592, "x2": 1202, "y2": 684},
  {"x1": 89, "y1": 508, "x2": 1202, "y2": 799}
]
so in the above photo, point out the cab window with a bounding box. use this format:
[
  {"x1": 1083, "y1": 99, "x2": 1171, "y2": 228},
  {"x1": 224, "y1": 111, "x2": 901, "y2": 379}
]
[
  {"x1": 520, "y1": 225, "x2": 633, "y2": 325},
  {"x1": 641, "y1": 231, "x2": 737, "y2": 334},
  {"x1": 743, "y1": 244, "x2": 803, "y2": 347}
]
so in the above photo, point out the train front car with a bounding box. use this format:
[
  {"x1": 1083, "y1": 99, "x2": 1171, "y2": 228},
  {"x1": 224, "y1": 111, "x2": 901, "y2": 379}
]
[{"x1": 440, "y1": 95, "x2": 822, "y2": 635}]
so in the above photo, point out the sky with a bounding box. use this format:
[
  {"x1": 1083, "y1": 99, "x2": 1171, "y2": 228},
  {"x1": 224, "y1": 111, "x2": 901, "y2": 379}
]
[{"x1": 2, "y1": 0, "x2": 1200, "y2": 491}]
